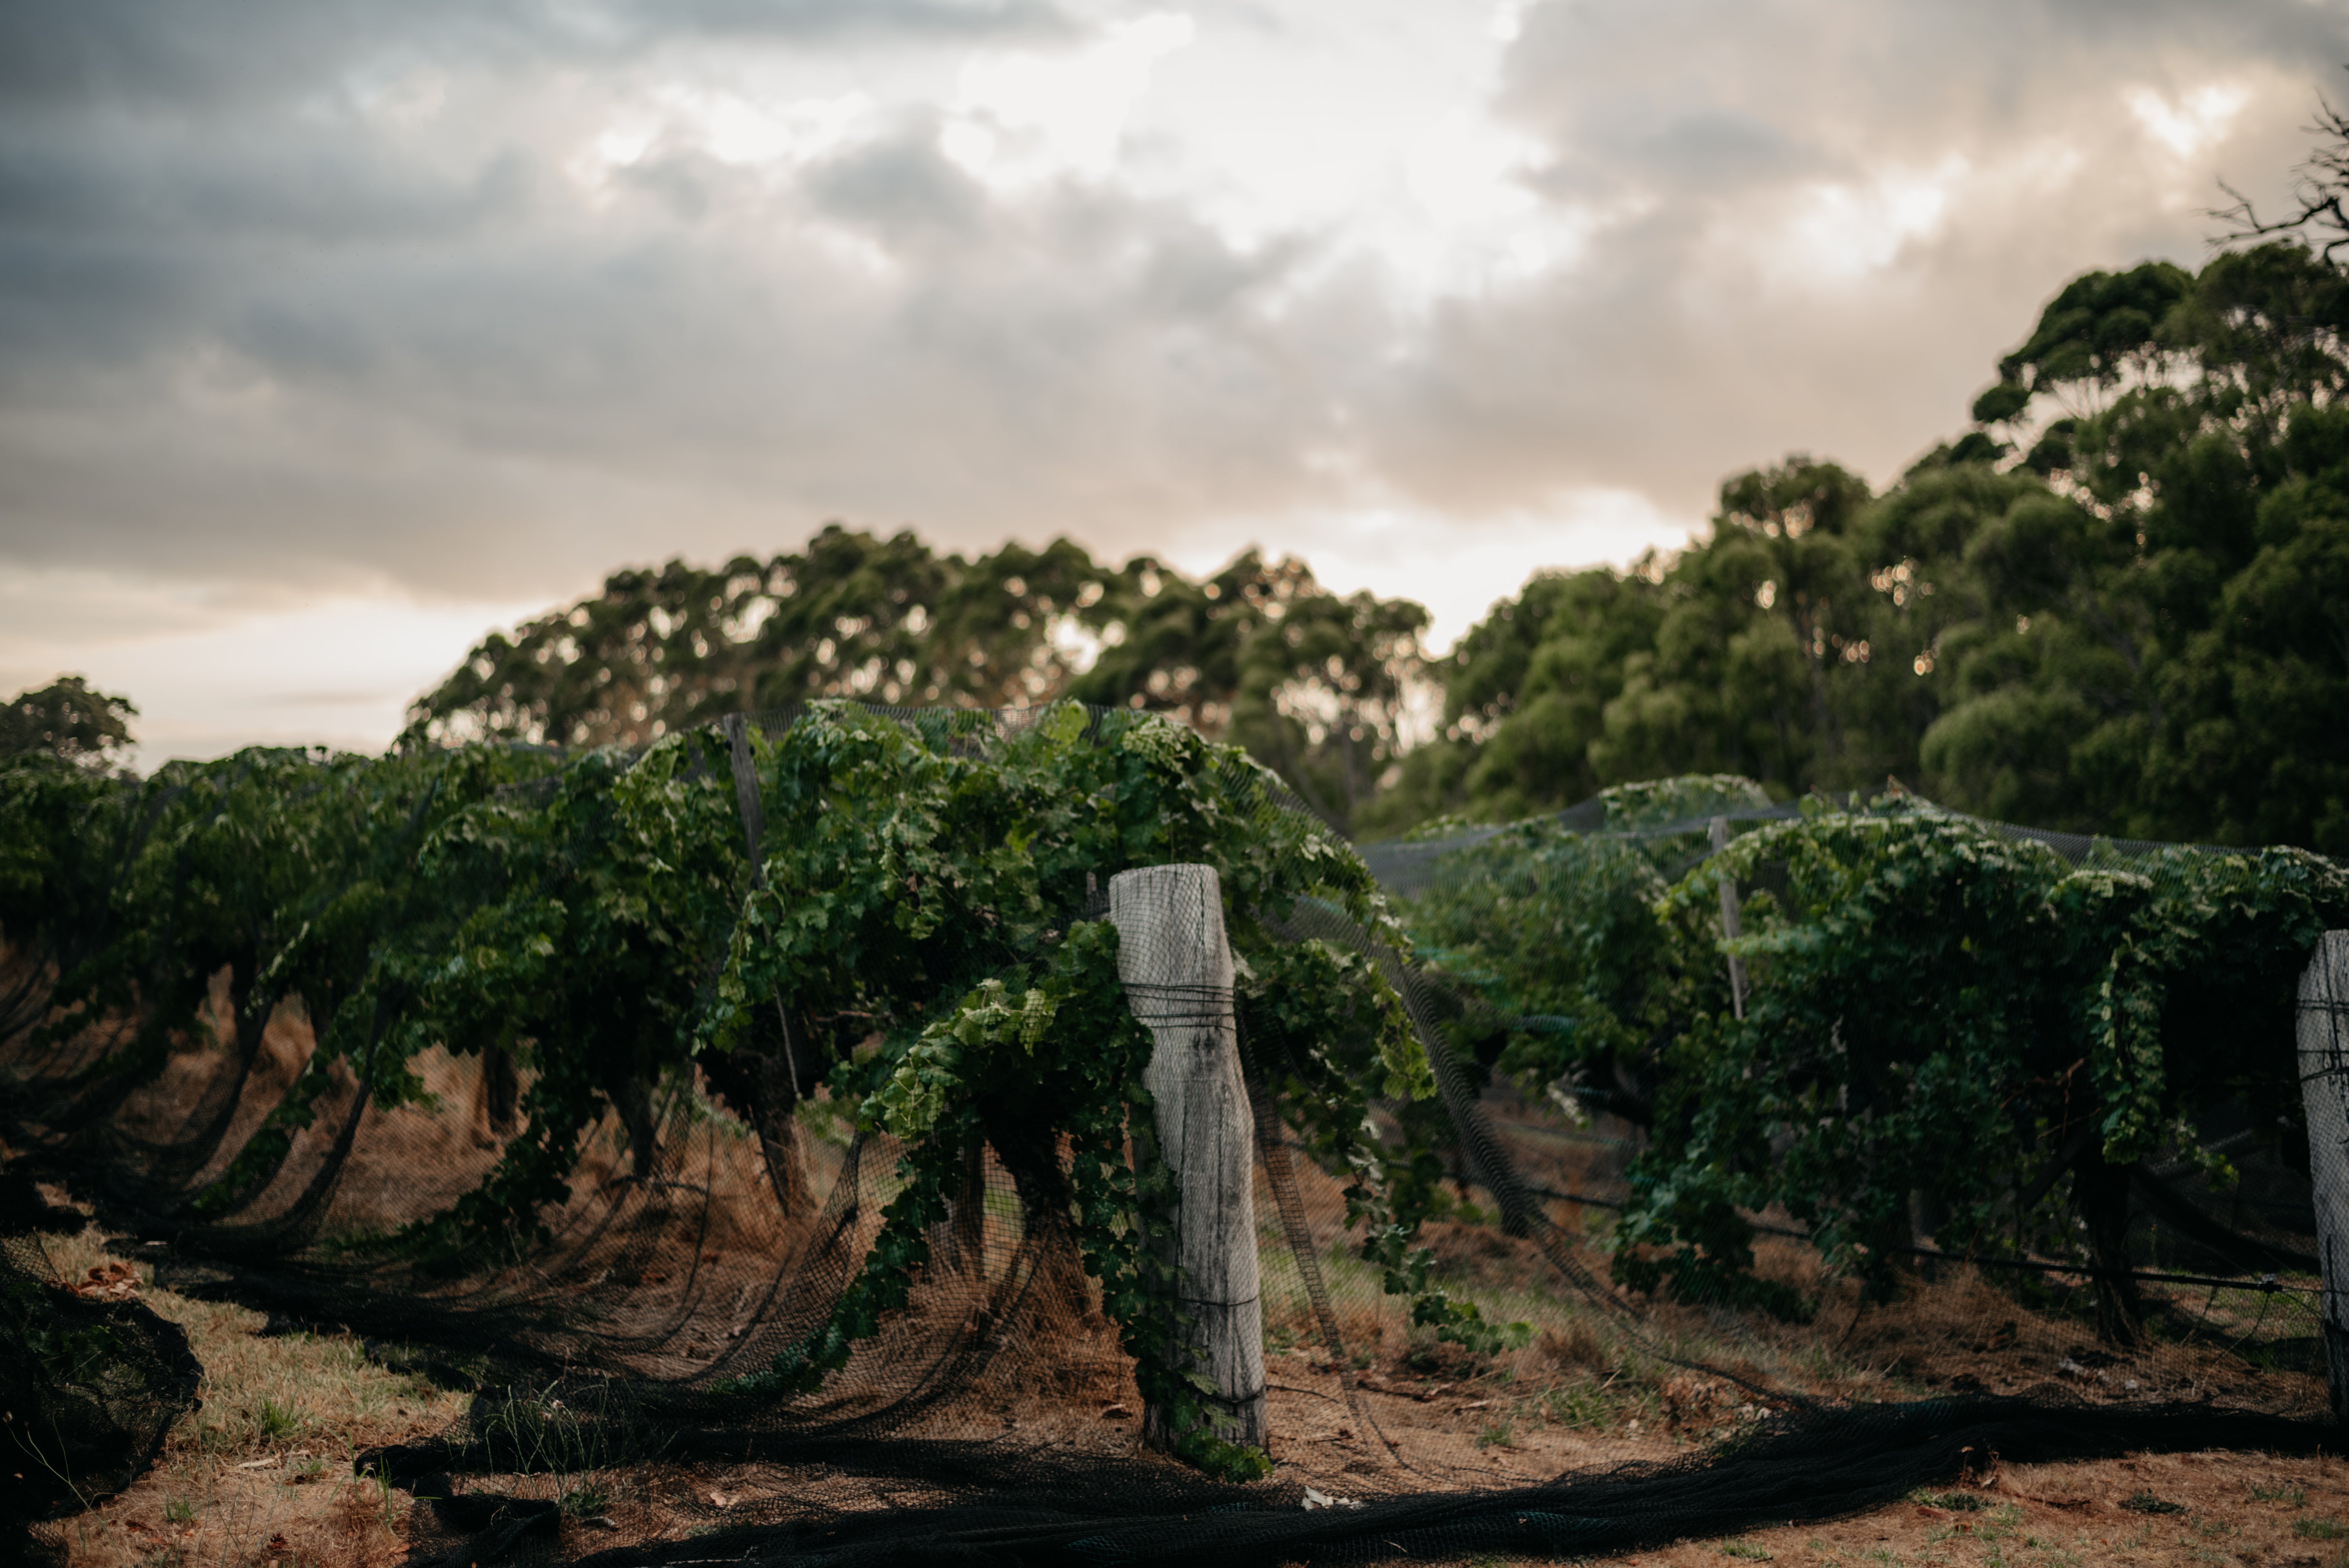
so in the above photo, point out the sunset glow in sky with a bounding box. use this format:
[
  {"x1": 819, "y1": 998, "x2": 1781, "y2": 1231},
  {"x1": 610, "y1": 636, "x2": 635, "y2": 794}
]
[{"x1": 1, "y1": 0, "x2": 2340, "y2": 763}]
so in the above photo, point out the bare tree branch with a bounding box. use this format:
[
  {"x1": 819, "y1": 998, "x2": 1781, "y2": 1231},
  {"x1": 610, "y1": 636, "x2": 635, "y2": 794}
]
[{"x1": 2208, "y1": 84, "x2": 2349, "y2": 260}]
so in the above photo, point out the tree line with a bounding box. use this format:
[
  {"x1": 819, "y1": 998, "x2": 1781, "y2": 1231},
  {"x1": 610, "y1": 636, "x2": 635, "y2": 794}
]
[
  {"x1": 1372, "y1": 239, "x2": 2347, "y2": 851},
  {"x1": 409, "y1": 243, "x2": 2349, "y2": 854}
]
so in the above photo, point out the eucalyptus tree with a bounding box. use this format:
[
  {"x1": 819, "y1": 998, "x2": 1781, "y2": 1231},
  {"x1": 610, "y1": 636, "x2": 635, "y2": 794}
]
[
  {"x1": 1374, "y1": 233, "x2": 2349, "y2": 855},
  {"x1": 0, "y1": 677, "x2": 136, "y2": 770},
  {"x1": 407, "y1": 530, "x2": 1433, "y2": 837}
]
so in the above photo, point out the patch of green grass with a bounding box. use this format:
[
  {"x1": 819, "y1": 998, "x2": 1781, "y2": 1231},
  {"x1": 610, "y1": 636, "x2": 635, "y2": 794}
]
[
  {"x1": 1910, "y1": 1489, "x2": 1990, "y2": 1512},
  {"x1": 1543, "y1": 1376, "x2": 1657, "y2": 1432},
  {"x1": 2294, "y1": 1518, "x2": 2346, "y2": 1540},
  {"x1": 1924, "y1": 1504, "x2": 2022, "y2": 1550},
  {"x1": 162, "y1": 1495, "x2": 196, "y2": 1524},
  {"x1": 1720, "y1": 1539, "x2": 1772, "y2": 1560},
  {"x1": 563, "y1": 1480, "x2": 614, "y2": 1519},
  {"x1": 255, "y1": 1397, "x2": 300, "y2": 1441},
  {"x1": 2019, "y1": 1537, "x2": 2083, "y2": 1568},
  {"x1": 2121, "y1": 1491, "x2": 2183, "y2": 1516},
  {"x1": 1475, "y1": 1421, "x2": 1513, "y2": 1449},
  {"x1": 2251, "y1": 1482, "x2": 2308, "y2": 1508},
  {"x1": 471, "y1": 1382, "x2": 633, "y2": 1475},
  {"x1": 361, "y1": 1465, "x2": 405, "y2": 1531}
]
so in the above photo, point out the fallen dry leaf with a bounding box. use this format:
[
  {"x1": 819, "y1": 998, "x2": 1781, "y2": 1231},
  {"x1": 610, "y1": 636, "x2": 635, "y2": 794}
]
[{"x1": 69, "y1": 1260, "x2": 141, "y2": 1302}]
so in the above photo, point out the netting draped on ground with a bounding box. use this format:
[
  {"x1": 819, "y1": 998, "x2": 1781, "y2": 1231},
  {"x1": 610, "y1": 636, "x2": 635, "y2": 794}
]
[{"x1": 0, "y1": 704, "x2": 2342, "y2": 1565}]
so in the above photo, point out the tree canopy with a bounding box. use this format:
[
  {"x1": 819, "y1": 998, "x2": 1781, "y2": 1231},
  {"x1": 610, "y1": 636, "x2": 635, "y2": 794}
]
[
  {"x1": 1367, "y1": 238, "x2": 2349, "y2": 854},
  {"x1": 0, "y1": 676, "x2": 136, "y2": 771},
  {"x1": 405, "y1": 529, "x2": 1431, "y2": 838}
]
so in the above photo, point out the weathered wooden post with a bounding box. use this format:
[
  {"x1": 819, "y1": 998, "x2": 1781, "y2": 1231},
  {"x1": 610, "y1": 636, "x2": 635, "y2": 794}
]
[
  {"x1": 1709, "y1": 817, "x2": 1749, "y2": 1021},
  {"x1": 1107, "y1": 864, "x2": 1269, "y2": 1453},
  {"x1": 2300, "y1": 931, "x2": 2349, "y2": 1422}
]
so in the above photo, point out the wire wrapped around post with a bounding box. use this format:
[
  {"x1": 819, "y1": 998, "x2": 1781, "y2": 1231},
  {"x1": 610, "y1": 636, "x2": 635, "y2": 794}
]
[
  {"x1": 1710, "y1": 816, "x2": 1748, "y2": 1020},
  {"x1": 1108, "y1": 863, "x2": 1269, "y2": 1453}
]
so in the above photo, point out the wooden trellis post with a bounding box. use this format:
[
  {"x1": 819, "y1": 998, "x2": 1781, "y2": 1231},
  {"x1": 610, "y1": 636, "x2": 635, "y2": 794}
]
[
  {"x1": 1710, "y1": 816, "x2": 1749, "y2": 1020},
  {"x1": 2300, "y1": 930, "x2": 2349, "y2": 1422},
  {"x1": 1107, "y1": 863, "x2": 1269, "y2": 1452}
]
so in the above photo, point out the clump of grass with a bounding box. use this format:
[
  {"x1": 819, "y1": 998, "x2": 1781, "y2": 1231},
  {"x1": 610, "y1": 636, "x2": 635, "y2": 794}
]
[
  {"x1": 1475, "y1": 1422, "x2": 1513, "y2": 1449},
  {"x1": 2252, "y1": 1483, "x2": 2308, "y2": 1508},
  {"x1": 562, "y1": 1481, "x2": 614, "y2": 1519},
  {"x1": 2121, "y1": 1492, "x2": 2184, "y2": 1515},
  {"x1": 1720, "y1": 1539, "x2": 1772, "y2": 1559},
  {"x1": 1543, "y1": 1376, "x2": 1655, "y2": 1433},
  {"x1": 2294, "y1": 1518, "x2": 2345, "y2": 1540},
  {"x1": 1910, "y1": 1488, "x2": 1991, "y2": 1512},
  {"x1": 471, "y1": 1381, "x2": 640, "y2": 1475},
  {"x1": 256, "y1": 1398, "x2": 301, "y2": 1442}
]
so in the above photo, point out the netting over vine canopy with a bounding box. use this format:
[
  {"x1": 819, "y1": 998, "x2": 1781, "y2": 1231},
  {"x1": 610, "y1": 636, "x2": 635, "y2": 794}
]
[{"x1": 1, "y1": 702, "x2": 2344, "y2": 1566}]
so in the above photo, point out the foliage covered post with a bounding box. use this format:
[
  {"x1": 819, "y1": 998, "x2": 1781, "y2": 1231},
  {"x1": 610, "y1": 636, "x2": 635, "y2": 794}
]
[
  {"x1": 1708, "y1": 816, "x2": 1748, "y2": 1020},
  {"x1": 713, "y1": 713, "x2": 812, "y2": 1215},
  {"x1": 2301, "y1": 931, "x2": 2349, "y2": 1422},
  {"x1": 1108, "y1": 863, "x2": 1269, "y2": 1453}
]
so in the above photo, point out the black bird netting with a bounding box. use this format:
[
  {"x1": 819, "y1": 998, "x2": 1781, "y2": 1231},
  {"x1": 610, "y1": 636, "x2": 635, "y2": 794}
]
[
  {"x1": 0, "y1": 1217, "x2": 200, "y2": 1565},
  {"x1": 0, "y1": 703, "x2": 2345, "y2": 1566}
]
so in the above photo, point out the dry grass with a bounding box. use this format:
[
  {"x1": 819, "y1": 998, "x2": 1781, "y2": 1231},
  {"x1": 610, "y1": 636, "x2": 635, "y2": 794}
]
[{"x1": 39, "y1": 1226, "x2": 466, "y2": 1568}]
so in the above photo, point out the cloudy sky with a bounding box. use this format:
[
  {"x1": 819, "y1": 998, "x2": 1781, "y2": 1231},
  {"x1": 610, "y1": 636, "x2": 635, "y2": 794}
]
[{"x1": 1, "y1": 0, "x2": 2340, "y2": 763}]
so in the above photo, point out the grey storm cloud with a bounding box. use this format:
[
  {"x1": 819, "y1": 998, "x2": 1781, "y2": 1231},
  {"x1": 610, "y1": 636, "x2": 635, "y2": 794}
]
[
  {"x1": 0, "y1": 0, "x2": 1075, "y2": 110},
  {"x1": 0, "y1": 0, "x2": 2344, "y2": 613}
]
